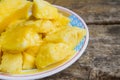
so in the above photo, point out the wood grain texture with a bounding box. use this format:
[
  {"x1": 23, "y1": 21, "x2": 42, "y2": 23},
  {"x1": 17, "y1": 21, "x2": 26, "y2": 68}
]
[{"x1": 52, "y1": 0, "x2": 120, "y2": 25}]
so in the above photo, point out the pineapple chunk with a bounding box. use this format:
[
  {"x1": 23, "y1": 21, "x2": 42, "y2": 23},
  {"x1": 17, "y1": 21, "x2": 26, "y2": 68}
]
[
  {"x1": 0, "y1": 51, "x2": 22, "y2": 73},
  {"x1": 53, "y1": 14, "x2": 70, "y2": 27},
  {"x1": 1, "y1": 25, "x2": 41, "y2": 51},
  {"x1": 44, "y1": 27, "x2": 86, "y2": 49},
  {"x1": 25, "y1": 46, "x2": 39, "y2": 57},
  {"x1": 16, "y1": 20, "x2": 56, "y2": 33},
  {"x1": 33, "y1": 20, "x2": 56, "y2": 33},
  {"x1": 32, "y1": 0, "x2": 59, "y2": 19},
  {"x1": 23, "y1": 46, "x2": 39, "y2": 70},
  {"x1": 35, "y1": 43, "x2": 75, "y2": 68},
  {"x1": 0, "y1": 0, "x2": 32, "y2": 33},
  {"x1": 6, "y1": 20, "x2": 26, "y2": 30},
  {"x1": 23, "y1": 52, "x2": 36, "y2": 70}
]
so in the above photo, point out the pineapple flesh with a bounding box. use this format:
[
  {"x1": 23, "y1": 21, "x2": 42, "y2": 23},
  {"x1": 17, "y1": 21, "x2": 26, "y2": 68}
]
[
  {"x1": 14, "y1": 20, "x2": 56, "y2": 34},
  {"x1": 23, "y1": 46, "x2": 39, "y2": 70},
  {"x1": 44, "y1": 27, "x2": 86, "y2": 49},
  {"x1": 0, "y1": 25, "x2": 41, "y2": 51},
  {"x1": 0, "y1": 51, "x2": 22, "y2": 73},
  {"x1": 35, "y1": 43, "x2": 75, "y2": 68},
  {"x1": 52, "y1": 14, "x2": 70, "y2": 27},
  {"x1": 23, "y1": 52, "x2": 36, "y2": 70},
  {"x1": 0, "y1": 0, "x2": 32, "y2": 33},
  {"x1": 32, "y1": 0, "x2": 59, "y2": 19}
]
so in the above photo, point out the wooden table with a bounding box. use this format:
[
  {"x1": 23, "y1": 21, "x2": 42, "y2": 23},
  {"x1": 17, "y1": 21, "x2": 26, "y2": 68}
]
[{"x1": 39, "y1": 0, "x2": 120, "y2": 80}]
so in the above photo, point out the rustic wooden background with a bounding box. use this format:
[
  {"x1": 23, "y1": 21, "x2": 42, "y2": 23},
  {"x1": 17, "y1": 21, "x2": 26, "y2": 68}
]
[{"x1": 30, "y1": 0, "x2": 120, "y2": 80}]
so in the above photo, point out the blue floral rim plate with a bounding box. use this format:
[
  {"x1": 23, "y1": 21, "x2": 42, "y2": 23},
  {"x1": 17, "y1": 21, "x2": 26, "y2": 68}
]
[{"x1": 0, "y1": 5, "x2": 89, "y2": 80}]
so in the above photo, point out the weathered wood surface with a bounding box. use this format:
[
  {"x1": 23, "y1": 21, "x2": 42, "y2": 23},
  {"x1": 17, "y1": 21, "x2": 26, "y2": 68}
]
[
  {"x1": 35, "y1": 0, "x2": 120, "y2": 80},
  {"x1": 48, "y1": 0, "x2": 120, "y2": 25}
]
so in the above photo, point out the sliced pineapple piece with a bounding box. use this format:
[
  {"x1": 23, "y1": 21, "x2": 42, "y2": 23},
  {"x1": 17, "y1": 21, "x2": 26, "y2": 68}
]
[
  {"x1": 23, "y1": 52, "x2": 36, "y2": 70},
  {"x1": 6, "y1": 20, "x2": 26, "y2": 30},
  {"x1": 0, "y1": 0, "x2": 32, "y2": 33},
  {"x1": 44, "y1": 27, "x2": 86, "y2": 49},
  {"x1": 34, "y1": 20, "x2": 56, "y2": 33},
  {"x1": 1, "y1": 25, "x2": 41, "y2": 51},
  {"x1": 22, "y1": 46, "x2": 40, "y2": 70},
  {"x1": 18, "y1": 20, "x2": 56, "y2": 33},
  {"x1": 35, "y1": 43, "x2": 75, "y2": 68},
  {"x1": 32, "y1": 0, "x2": 59, "y2": 19},
  {"x1": 53, "y1": 13, "x2": 70, "y2": 27},
  {"x1": 25, "y1": 46, "x2": 39, "y2": 57},
  {"x1": 0, "y1": 51, "x2": 22, "y2": 73}
]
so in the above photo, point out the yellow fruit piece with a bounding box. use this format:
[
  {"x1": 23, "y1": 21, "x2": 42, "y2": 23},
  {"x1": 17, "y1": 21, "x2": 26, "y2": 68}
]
[
  {"x1": 32, "y1": 0, "x2": 59, "y2": 19},
  {"x1": 1, "y1": 25, "x2": 41, "y2": 51},
  {"x1": 0, "y1": 0, "x2": 32, "y2": 33},
  {"x1": 35, "y1": 43, "x2": 75, "y2": 68},
  {"x1": 35, "y1": 20, "x2": 56, "y2": 33},
  {"x1": 0, "y1": 51, "x2": 22, "y2": 73},
  {"x1": 25, "y1": 46, "x2": 40, "y2": 57},
  {"x1": 44, "y1": 27, "x2": 86, "y2": 49},
  {"x1": 18, "y1": 20, "x2": 56, "y2": 34},
  {"x1": 6, "y1": 20, "x2": 26, "y2": 30},
  {"x1": 53, "y1": 14, "x2": 70, "y2": 27},
  {"x1": 22, "y1": 46, "x2": 40, "y2": 70},
  {"x1": 23, "y1": 52, "x2": 36, "y2": 70}
]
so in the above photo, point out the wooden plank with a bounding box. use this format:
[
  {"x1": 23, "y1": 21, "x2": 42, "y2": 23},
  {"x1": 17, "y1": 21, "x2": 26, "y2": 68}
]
[
  {"x1": 54, "y1": 0, "x2": 120, "y2": 24},
  {"x1": 79, "y1": 24, "x2": 120, "y2": 80}
]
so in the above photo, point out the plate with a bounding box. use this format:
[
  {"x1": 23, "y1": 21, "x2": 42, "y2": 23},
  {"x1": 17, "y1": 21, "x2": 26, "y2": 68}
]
[{"x1": 0, "y1": 5, "x2": 89, "y2": 80}]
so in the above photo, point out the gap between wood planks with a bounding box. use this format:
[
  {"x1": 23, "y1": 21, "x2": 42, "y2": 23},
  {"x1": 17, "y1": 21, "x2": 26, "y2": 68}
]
[{"x1": 87, "y1": 20, "x2": 120, "y2": 25}]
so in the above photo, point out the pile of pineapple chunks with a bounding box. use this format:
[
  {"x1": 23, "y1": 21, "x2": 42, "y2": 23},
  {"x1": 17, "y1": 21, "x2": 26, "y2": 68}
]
[{"x1": 0, "y1": 0, "x2": 86, "y2": 74}]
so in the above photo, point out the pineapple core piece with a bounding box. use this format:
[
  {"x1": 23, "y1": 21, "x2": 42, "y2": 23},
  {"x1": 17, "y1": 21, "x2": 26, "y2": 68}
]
[
  {"x1": 0, "y1": 52, "x2": 22, "y2": 73},
  {"x1": 35, "y1": 43, "x2": 75, "y2": 68},
  {"x1": 32, "y1": 0, "x2": 59, "y2": 19},
  {"x1": 1, "y1": 25, "x2": 40, "y2": 51},
  {"x1": 0, "y1": 0, "x2": 32, "y2": 33},
  {"x1": 44, "y1": 27, "x2": 86, "y2": 49}
]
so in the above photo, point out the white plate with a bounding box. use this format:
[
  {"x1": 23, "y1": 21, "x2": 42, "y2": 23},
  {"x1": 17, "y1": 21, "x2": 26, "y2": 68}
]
[{"x1": 0, "y1": 5, "x2": 89, "y2": 80}]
